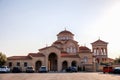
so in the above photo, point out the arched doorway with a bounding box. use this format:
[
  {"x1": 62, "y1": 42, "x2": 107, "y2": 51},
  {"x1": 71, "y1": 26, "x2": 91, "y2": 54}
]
[
  {"x1": 96, "y1": 58, "x2": 99, "y2": 63},
  {"x1": 35, "y1": 61, "x2": 42, "y2": 72},
  {"x1": 71, "y1": 61, "x2": 77, "y2": 67},
  {"x1": 48, "y1": 53, "x2": 57, "y2": 71},
  {"x1": 62, "y1": 61, "x2": 68, "y2": 70}
]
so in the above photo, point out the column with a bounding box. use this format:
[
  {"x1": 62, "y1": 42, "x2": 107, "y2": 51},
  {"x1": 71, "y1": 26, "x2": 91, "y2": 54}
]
[
  {"x1": 68, "y1": 61, "x2": 71, "y2": 67},
  {"x1": 57, "y1": 56, "x2": 62, "y2": 72},
  {"x1": 105, "y1": 48, "x2": 107, "y2": 56},
  {"x1": 101, "y1": 48, "x2": 103, "y2": 55},
  {"x1": 99, "y1": 48, "x2": 101, "y2": 55},
  {"x1": 45, "y1": 55, "x2": 48, "y2": 71},
  {"x1": 102, "y1": 48, "x2": 104, "y2": 55}
]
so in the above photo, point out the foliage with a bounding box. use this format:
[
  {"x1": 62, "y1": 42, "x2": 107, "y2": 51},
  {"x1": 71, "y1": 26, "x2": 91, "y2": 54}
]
[
  {"x1": 0, "y1": 52, "x2": 7, "y2": 66},
  {"x1": 114, "y1": 56, "x2": 120, "y2": 64}
]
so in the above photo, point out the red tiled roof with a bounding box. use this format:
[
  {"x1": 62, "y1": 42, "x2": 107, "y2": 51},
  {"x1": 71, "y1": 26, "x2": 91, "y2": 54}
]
[
  {"x1": 39, "y1": 46, "x2": 61, "y2": 51},
  {"x1": 79, "y1": 46, "x2": 91, "y2": 53},
  {"x1": 53, "y1": 41, "x2": 63, "y2": 44},
  {"x1": 57, "y1": 30, "x2": 74, "y2": 36},
  {"x1": 61, "y1": 53, "x2": 79, "y2": 58},
  {"x1": 107, "y1": 58, "x2": 114, "y2": 62},
  {"x1": 7, "y1": 56, "x2": 32, "y2": 60},
  {"x1": 91, "y1": 39, "x2": 108, "y2": 44},
  {"x1": 39, "y1": 46, "x2": 51, "y2": 51},
  {"x1": 28, "y1": 53, "x2": 45, "y2": 57},
  {"x1": 79, "y1": 46, "x2": 90, "y2": 50},
  {"x1": 7, "y1": 53, "x2": 45, "y2": 60}
]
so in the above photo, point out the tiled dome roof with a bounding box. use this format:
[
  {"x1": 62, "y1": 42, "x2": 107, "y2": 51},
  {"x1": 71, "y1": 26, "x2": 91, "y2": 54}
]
[
  {"x1": 53, "y1": 41, "x2": 62, "y2": 44},
  {"x1": 57, "y1": 30, "x2": 74, "y2": 36},
  {"x1": 79, "y1": 46, "x2": 90, "y2": 50},
  {"x1": 79, "y1": 46, "x2": 91, "y2": 53}
]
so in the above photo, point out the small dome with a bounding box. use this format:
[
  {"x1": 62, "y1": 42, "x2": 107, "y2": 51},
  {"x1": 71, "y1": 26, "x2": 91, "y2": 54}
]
[
  {"x1": 79, "y1": 46, "x2": 91, "y2": 53},
  {"x1": 79, "y1": 46, "x2": 90, "y2": 50},
  {"x1": 57, "y1": 30, "x2": 74, "y2": 36}
]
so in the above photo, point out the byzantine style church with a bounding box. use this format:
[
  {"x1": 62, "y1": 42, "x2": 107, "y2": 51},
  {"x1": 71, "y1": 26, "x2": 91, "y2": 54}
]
[{"x1": 6, "y1": 29, "x2": 108, "y2": 72}]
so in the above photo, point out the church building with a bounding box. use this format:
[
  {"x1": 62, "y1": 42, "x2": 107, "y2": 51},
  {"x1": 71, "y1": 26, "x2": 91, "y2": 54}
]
[{"x1": 6, "y1": 30, "x2": 108, "y2": 72}]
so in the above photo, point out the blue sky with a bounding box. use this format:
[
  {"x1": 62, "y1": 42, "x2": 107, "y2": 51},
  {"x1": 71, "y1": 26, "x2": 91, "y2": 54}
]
[{"x1": 0, "y1": 0, "x2": 120, "y2": 59}]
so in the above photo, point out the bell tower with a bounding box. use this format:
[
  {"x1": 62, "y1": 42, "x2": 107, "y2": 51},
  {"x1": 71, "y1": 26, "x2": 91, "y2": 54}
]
[{"x1": 91, "y1": 39, "x2": 108, "y2": 63}]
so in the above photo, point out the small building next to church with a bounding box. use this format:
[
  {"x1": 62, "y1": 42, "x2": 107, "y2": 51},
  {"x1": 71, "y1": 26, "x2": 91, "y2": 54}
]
[{"x1": 6, "y1": 30, "x2": 109, "y2": 72}]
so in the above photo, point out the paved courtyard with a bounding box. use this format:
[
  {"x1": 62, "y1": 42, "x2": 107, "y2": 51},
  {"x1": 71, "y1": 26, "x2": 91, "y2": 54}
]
[{"x1": 0, "y1": 72, "x2": 120, "y2": 80}]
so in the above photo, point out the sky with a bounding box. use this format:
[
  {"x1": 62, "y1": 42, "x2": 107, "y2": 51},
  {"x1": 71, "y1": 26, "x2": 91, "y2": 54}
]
[{"x1": 0, "y1": 0, "x2": 120, "y2": 59}]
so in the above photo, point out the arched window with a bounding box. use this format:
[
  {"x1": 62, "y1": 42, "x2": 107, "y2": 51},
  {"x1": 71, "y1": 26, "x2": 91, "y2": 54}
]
[
  {"x1": 24, "y1": 62, "x2": 27, "y2": 67},
  {"x1": 102, "y1": 58, "x2": 104, "y2": 61},
  {"x1": 67, "y1": 48, "x2": 70, "y2": 53},
  {"x1": 83, "y1": 56, "x2": 88, "y2": 63},
  {"x1": 63, "y1": 37, "x2": 65, "y2": 40},
  {"x1": 16, "y1": 62, "x2": 20, "y2": 66},
  {"x1": 97, "y1": 48, "x2": 99, "y2": 55},
  {"x1": 94, "y1": 49, "x2": 96, "y2": 55},
  {"x1": 73, "y1": 48, "x2": 76, "y2": 53},
  {"x1": 66, "y1": 36, "x2": 68, "y2": 40},
  {"x1": 70, "y1": 47, "x2": 72, "y2": 53},
  {"x1": 67, "y1": 47, "x2": 76, "y2": 53}
]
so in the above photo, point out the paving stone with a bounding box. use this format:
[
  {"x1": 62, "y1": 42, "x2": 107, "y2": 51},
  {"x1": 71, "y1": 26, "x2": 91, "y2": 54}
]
[{"x1": 0, "y1": 72, "x2": 120, "y2": 80}]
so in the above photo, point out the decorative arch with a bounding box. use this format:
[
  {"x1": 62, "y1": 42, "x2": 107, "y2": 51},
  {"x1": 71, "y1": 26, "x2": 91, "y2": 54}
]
[
  {"x1": 62, "y1": 61, "x2": 68, "y2": 70},
  {"x1": 48, "y1": 53, "x2": 58, "y2": 71},
  {"x1": 35, "y1": 61, "x2": 42, "y2": 72}
]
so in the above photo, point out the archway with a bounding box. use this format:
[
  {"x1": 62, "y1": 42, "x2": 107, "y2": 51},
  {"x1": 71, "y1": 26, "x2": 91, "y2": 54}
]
[
  {"x1": 96, "y1": 58, "x2": 99, "y2": 63},
  {"x1": 71, "y1": 61, "x2": 77, "y2": 67},
  {"x1": 62, "y1": 61, "x2": 68, "y2": 70},
  {"x1": 48, "y1": 53, "x2": 57, "y2": 71},
  {"x1": 35, "y1": 61, "x2": 42, "y2": 72}
]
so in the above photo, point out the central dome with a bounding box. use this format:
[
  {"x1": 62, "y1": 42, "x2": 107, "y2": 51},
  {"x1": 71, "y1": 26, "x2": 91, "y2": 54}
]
[
  {"x1": 57, "y1": 30, "x2": 74, "y2": 36},
  {"x1": 57, "y1": 30, "x2": 74, "y2": 40}
]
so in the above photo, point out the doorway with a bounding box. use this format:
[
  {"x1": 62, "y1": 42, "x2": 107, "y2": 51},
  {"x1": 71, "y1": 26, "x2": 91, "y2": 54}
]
[
  {"x1": 48, "y1": 53, "x2": 57, "y2": 71},
  {"x1": 35, "y1": 61, "x2": 42, "y2": 72}
]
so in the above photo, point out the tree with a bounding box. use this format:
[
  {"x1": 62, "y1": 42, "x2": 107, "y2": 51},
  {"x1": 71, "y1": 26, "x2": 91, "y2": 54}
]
[
  {"x1": 0, "y1": 52, "x2": 7, "y2": 66},
  {"x1": 114, "y1": 56, "x2": 120, "y2": 64}
]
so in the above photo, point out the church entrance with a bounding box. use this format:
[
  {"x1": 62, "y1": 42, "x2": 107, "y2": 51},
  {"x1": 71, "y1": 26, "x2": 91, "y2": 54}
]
[
  {"x1": 35, "y1": 61, "x2": 42, "y2": 72},
  {"x1": 48, "y1": 53, "x2": 57, "y2": 71}
]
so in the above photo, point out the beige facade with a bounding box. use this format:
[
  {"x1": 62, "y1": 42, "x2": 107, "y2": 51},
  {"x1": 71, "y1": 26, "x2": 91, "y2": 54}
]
[{"x1": 6, "y1": 30, "x2": 109, "y2": 72}]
